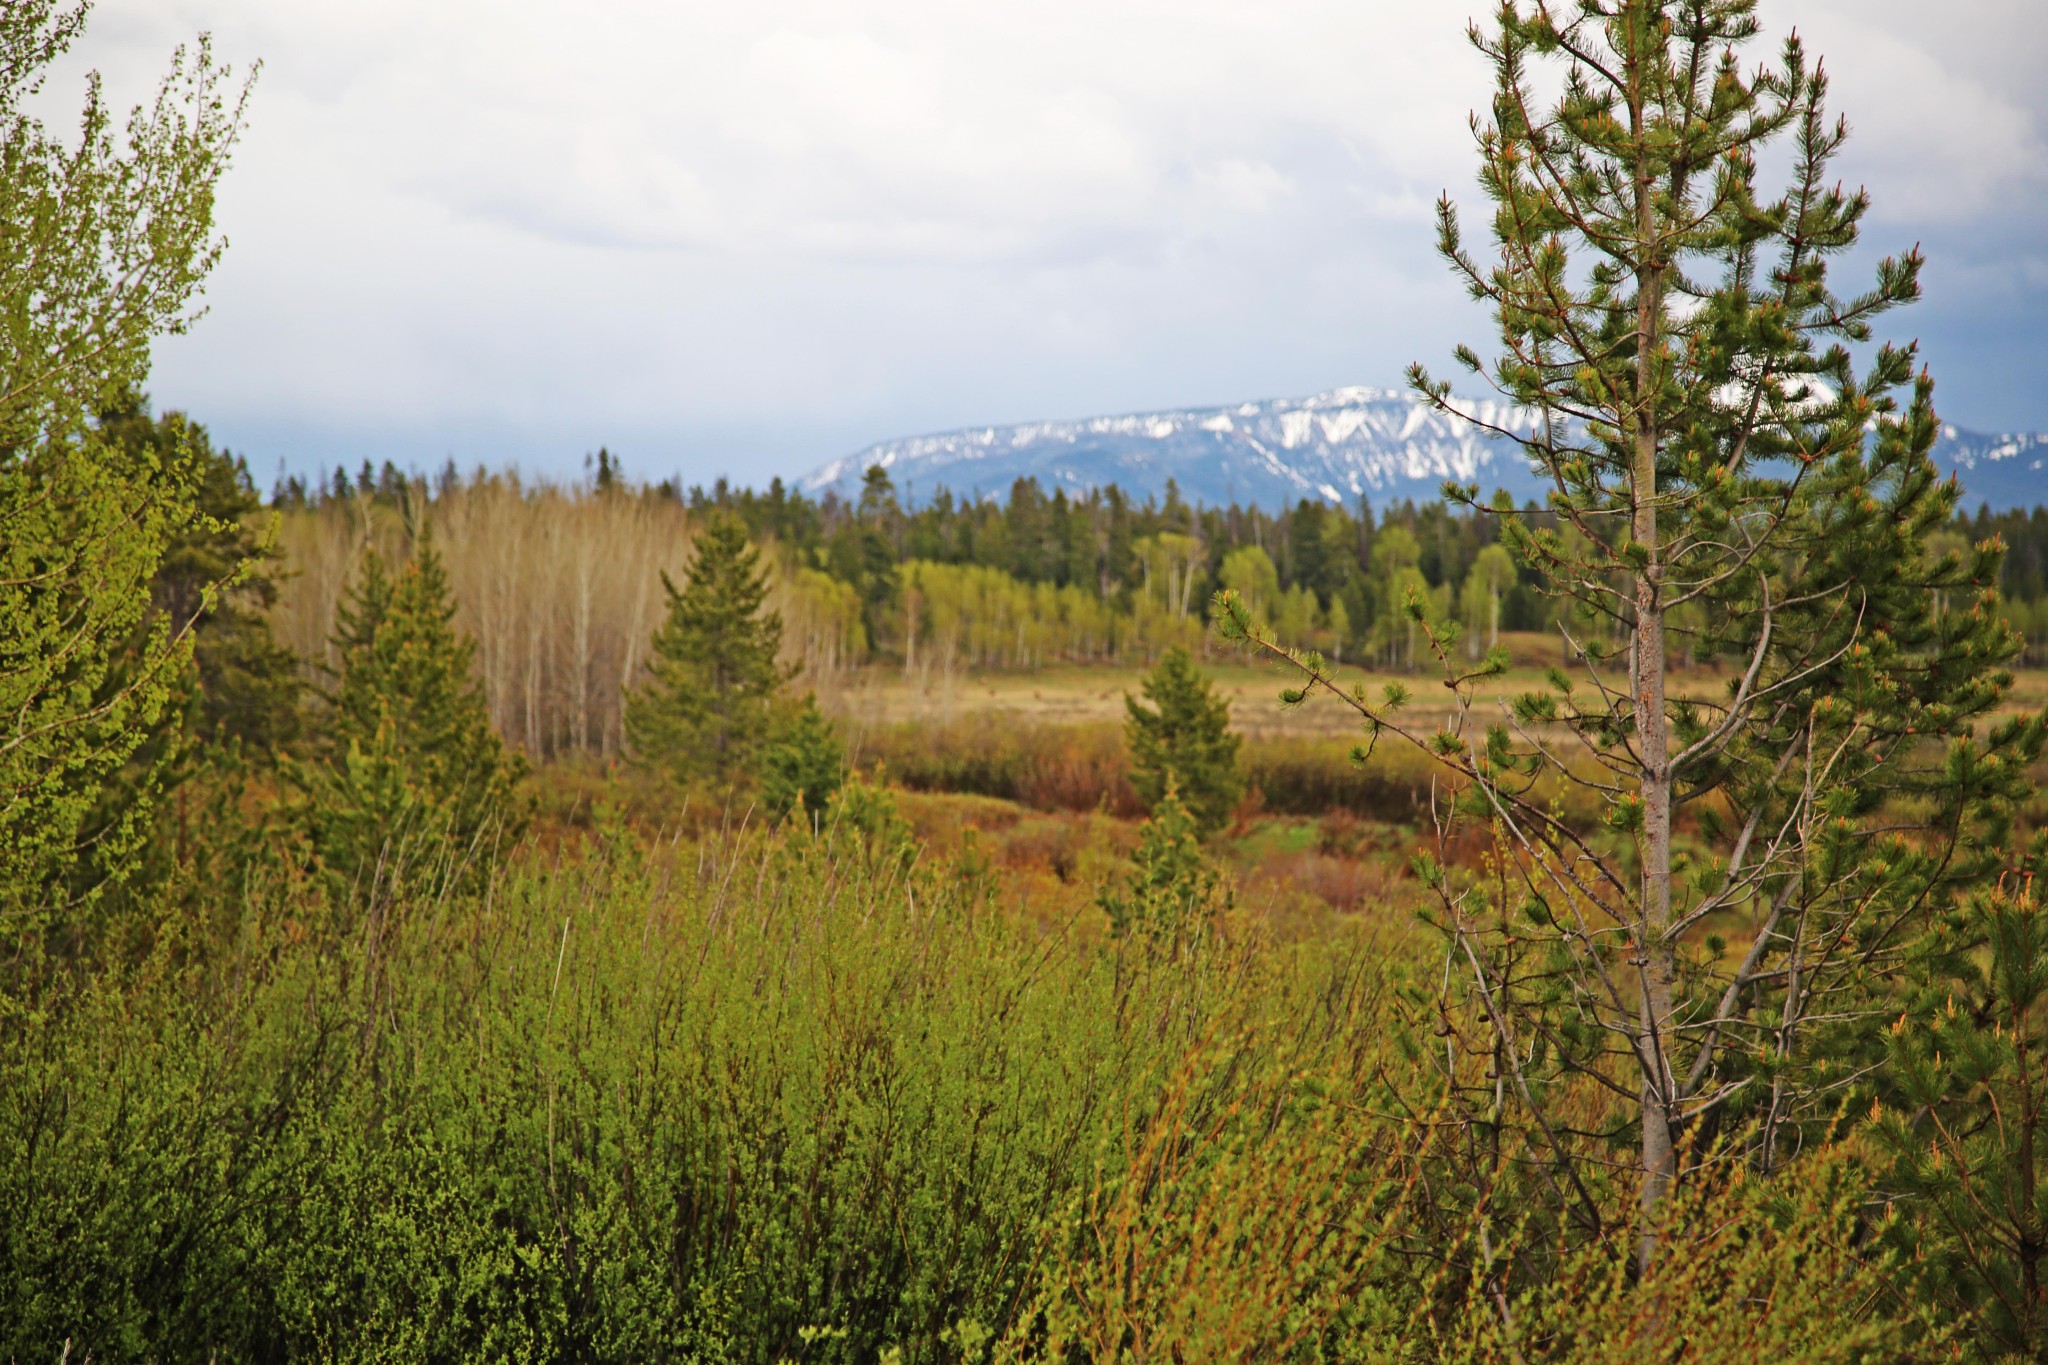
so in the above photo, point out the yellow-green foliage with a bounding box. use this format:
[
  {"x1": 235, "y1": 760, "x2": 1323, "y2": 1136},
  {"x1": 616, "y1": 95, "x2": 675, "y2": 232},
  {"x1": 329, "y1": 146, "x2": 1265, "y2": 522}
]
[
  {"x1": 0, "y1": 438, "x2": 204, "y2": 972},
  {"x1": 0, "y1": 815, "x2": 1943, "y2": 1362},
  {"x1": 899, "y1": 560, "x2": 1206, "y2": 672},
  {"x1": 0, "y1": 823, "x2": 1391, "y2": 1361},
  {"x1": 1414, "y1": 1144, "x2": 1943, "y2": 1364}
]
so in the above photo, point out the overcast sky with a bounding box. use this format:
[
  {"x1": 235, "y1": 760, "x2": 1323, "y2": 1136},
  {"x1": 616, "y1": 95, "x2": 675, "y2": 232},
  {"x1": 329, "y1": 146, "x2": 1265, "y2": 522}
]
[{"x1": 50, "y1": 0, "x2": 2048, "y2": 489}]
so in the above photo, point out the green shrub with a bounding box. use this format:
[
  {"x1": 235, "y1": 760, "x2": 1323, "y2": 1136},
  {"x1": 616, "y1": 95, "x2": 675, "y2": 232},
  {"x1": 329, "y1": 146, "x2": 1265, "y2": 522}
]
[{"x1": 0, "y1": 827, "x2": 1407, "y2": 1361}]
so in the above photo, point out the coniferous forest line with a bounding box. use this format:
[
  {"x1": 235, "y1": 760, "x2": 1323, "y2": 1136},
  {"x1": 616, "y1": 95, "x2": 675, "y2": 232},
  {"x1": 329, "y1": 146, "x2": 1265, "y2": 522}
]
[
  {"x1": 259, "y1": 448, "x2": 2048, "y2": 761},
  {"x1": 10, "y1": 1, "x2": 2048, "y2": 1362}
]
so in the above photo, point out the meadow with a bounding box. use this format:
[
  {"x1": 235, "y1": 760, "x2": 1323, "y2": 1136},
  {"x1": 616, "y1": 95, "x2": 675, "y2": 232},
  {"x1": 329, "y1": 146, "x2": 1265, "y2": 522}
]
[
  {"x1": 2, "y1": 746, "x2": 1937, "y2": 1362},
  {"x1": 8, "y1": 450, "x2": 2041, "y2": 1359}
]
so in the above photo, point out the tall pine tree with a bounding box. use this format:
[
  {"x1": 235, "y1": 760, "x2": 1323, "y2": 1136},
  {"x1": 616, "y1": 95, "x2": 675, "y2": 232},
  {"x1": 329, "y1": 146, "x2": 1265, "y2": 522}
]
[
  {"x1": 303, "y1": 543, "x2": 525, "y2": 895},
  {"x1": 1221, "y1": 0, "x2": 2045, "y2": 1269},
  {"x1": 627, "y1": 513, "x2": 786, "y2": 784}
]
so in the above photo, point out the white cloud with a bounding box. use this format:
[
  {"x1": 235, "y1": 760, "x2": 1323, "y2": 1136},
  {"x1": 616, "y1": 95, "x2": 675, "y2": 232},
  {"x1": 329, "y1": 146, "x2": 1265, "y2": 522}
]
[
  {"x1": 35, "y1": 0, "x2": 2048, "y2": 477},
  {"x1": 1756, "y1": 0, "x2": 2047, "y2": 221}
]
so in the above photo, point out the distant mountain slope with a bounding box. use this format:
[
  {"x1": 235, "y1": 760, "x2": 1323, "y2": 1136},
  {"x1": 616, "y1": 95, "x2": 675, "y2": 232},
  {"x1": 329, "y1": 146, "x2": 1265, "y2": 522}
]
[
  {"x1": 1935, "y1": 427, "x2": 2048, "y2": 512},
  {"x1": 801, "y1": 386, "x2": 2045, "y2": 512}
]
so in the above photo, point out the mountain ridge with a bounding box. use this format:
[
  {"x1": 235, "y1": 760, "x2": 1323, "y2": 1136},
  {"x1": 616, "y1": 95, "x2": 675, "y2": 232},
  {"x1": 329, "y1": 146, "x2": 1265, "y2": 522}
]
[{"x1": 800, "y1": 385, "x2": 2046, "y2": 512}]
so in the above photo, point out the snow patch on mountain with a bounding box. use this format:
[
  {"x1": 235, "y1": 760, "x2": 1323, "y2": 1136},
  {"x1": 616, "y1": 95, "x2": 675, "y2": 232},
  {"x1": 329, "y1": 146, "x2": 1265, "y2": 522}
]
[
  {"x1": 803, "y1": 386, "x2": 1551, "y2": 511},
  {"x1": 801, "y1": 386, "x2": 2046, "y2": 511}
]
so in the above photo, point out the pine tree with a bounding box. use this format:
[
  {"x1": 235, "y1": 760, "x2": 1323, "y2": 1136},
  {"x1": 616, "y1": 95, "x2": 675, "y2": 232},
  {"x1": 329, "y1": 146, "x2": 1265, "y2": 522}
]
[
  {"x1": 1098, "y1": 782, "x2": 1229, "y2": 945},
  {"x1": 304, "y1": 543, "x2": 525, "y2": 894},
  {"x1": 1220, "y1": 0, "x2": 2046, "y2": 1269},
  {"x1": 627, "y1": 513, "x2": 786, "y2": 783},
  {"x1": 1877, "y1": 837, "x2": 2048, "y2": 1358},
  {"x1": 1124, "y1": 647, "x2": 1241, "y2": 839},
  {"x1": 758, "y1": 693, "x2": 844, "y2": 824}
]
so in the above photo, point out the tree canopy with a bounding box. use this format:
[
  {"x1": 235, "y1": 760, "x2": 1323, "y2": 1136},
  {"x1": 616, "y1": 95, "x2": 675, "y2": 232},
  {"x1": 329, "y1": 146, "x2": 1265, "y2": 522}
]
[{"x1": 627, "y1": 513, "x2": 787, "y2": 784}]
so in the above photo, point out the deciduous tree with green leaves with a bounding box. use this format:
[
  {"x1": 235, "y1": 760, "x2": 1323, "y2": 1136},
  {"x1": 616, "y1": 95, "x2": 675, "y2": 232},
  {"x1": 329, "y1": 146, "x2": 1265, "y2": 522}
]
[
  {"x1": 1219, "y1": 0, "x2": 2045, "y2": 1271},
  {"x1": 0, "y1": 1, "x2": 252, "y2": 978}
]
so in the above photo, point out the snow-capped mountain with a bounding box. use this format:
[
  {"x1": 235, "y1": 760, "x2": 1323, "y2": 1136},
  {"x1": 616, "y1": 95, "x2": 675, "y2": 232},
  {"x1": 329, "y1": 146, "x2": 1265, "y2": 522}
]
[
  {"x1": 1933, "y1": 427, "x2": 2048, "y2": 512},
  {"x1": 804, "y1": 387, "x2": 1550, "y2": 511},
  {"x1": 801, "y1": 386, "x2": 2046, "y2": 511}
]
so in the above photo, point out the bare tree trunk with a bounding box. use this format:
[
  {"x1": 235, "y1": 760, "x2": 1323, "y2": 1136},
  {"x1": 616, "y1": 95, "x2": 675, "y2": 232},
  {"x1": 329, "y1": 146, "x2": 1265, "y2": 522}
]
[
  {"x1": 904, "y1": 587, "x2": 918, "y2": 677},
  {"x1": 1630, "y1": 52, "x2": 1677, "y2": 1274},
  {"x1": 573, "y1": 546, "x2": 594, "y2": 755}
]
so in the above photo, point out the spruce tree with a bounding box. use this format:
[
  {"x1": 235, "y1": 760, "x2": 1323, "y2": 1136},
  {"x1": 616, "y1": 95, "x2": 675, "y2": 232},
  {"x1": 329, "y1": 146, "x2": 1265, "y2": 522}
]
[
  {"x1": 627, "y1": 513, "x2": 786, "y2": 784},
  {"x1": 1219, "y1": 0, "x2": 2045, "y2": 1268},
  {"x1": 758, "y1": 693, "x2": 845, "y2": 825},
  {"x1": 1124, "y1": 647, "x2": 1241, "y2": 839},
  {"x1": 305, "y1": 543, "x2": 525, "y2": 894},
  {"x1": 1098, "y1": 783, "x2": 1230, "y2": 945},
  {"x1": 825, "y1": 464, "x2": 900, "y2": 650},
  {"x1": 100, "y1": 394, "x2": 301, "y2": 754}
]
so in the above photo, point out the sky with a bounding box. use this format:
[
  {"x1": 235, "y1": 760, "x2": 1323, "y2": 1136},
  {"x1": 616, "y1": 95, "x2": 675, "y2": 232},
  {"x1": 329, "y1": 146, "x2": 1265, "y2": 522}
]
[{"x1": 47, "y1": 0, "x2": 2048, "y2": 491}]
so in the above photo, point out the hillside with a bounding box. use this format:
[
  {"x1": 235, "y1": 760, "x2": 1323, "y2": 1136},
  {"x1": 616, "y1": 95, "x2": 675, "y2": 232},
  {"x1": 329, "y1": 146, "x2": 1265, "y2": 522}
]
[{"x1": 803, "y1": 385, "x2": 2047, "y2": 511}]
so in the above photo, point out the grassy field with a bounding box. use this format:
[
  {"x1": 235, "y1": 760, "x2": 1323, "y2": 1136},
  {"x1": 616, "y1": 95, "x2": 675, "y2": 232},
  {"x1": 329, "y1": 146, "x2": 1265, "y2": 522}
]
[
  {"x1": 796, "y1": 643, "x2": 2048, "y2": 950},
  {"x1": 829, "y1": 636, "x2": 2048, "y2": 741}
]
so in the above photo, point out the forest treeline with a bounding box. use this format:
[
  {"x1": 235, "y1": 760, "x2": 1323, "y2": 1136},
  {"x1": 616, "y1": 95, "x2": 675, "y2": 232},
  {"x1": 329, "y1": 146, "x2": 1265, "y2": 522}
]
[{"x1": 270, "y1": 453, "x2": 2048, "y2": 760}]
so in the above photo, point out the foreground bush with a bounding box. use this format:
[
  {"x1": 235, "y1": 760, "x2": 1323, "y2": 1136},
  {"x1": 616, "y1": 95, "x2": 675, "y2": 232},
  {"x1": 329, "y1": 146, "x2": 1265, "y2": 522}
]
[
  {"x1": 0, "y1": 820, "x2": 1941, "y2": 1361},
  {"x1": 0, "y1": 822, "x2": 1386, "y2": 1360}
]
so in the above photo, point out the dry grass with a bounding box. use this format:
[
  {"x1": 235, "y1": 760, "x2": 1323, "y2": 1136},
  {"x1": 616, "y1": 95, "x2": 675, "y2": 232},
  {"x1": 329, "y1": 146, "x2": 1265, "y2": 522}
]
[{"x1": 828, "y1": 641, "x2": 2048, "y2": 748}]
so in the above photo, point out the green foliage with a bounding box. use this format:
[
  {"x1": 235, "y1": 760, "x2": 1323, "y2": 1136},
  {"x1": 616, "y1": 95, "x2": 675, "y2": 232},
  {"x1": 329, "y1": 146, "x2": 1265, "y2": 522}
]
[
  {"x1": 627, "y1": 513, "x2": 786, "y2": 784},
  {"x1": 824, "y1": 464, "x2": 902, "y2": 650},
  {"x1": 758, "y1": 693, "x2": 844, "y2": 824},
  {"x1": 1218, "y1": 544, "x2": 1280, "y2": 624},
  {"x1": 0, "y1": 800, "x2": 1969, "y2": 1363},
  {"x1": 301, "y1": 543, "x2": 526, "y2": 895},
  {"x1": 70, "y1": 397, "x2": 303, "y2": 909},
  {"x1": 899, "y1": 558, "x2": 1167, "y2": 670},
  {"x1": 0, "y1": 435, "x2": 201, "y2": 973},
  {"x1": 0, "y1": 826, "x2": 1384, "y2": 1362},
  {"x1": 1876, "y1": 838, "x2": 2048, "y2": 1359},
  {"x1": 0, "y1": 2, "x2": 253, "y2": 983},
  {"x1": 0, "y1": 5, "x2": 252, "y2": 454},
  {"x1": 109, "y1": 398, "x2": 302, "y2": 754},
  {"x1": 1097, "y1": 783, "x2": 1229, "y2": 942},
  {"x1": 1457, "y1": 544, "x2": 1515, "y2": 660},
  {"x1": 1206, "y1": 0, "x2": 2048, "y2": 1272},
  {"x1": 1416, "y1": 1143, "x2": 1944, "y2": 1363},
  {"x1": 1124, "y1": 646, "x2": 1243, "y2": 838},
  {"x1": 823, "y1": 767, "x2": 917, "y2": 876}
]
